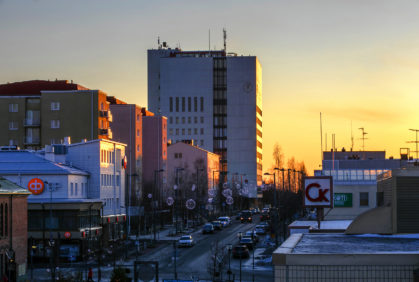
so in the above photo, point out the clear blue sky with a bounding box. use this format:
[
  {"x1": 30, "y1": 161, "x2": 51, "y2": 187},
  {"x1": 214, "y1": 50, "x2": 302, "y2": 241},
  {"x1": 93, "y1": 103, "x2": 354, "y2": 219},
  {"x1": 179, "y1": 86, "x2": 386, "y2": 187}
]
[{"x1": 3, "y1": 0, "x2": 419, "y2": 173}]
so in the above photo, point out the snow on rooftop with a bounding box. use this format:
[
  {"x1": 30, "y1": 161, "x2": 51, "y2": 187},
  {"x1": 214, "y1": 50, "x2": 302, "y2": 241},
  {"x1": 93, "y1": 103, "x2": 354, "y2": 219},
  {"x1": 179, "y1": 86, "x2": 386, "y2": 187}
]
[
  {"x1": 292, "y1": 233, "x2": 419, "y2": 254},
  {"x1": 289, "y1": 220, "x2": 352, "y2": 230}
]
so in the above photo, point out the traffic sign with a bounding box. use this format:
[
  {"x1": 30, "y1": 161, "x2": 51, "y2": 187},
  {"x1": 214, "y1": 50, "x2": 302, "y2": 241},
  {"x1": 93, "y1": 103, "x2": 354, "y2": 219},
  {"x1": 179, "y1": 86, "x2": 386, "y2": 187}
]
[
  {"x1": 27, "y1": 178, "x2": 44, "y2": 195},
  {"x1": 64, "y1": 232, "x2": 71, "y2": 239}
]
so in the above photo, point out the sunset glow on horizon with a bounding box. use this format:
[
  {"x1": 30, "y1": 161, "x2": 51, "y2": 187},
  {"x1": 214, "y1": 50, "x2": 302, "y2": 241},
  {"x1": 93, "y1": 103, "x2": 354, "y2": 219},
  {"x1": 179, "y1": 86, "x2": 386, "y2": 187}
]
[{"x1": 2, "y1": 0, "x2": 419, "y2": 174}]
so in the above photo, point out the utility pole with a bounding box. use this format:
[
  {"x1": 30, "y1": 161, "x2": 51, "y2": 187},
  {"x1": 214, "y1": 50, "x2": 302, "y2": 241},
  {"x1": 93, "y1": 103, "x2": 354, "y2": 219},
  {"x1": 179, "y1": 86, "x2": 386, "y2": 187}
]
[
  {"x1": 408, "y1": 129, "x2": 419, "y2": 161},
  {"x1": 175, "y1": 168, "x2": 184, "y2": 234}
]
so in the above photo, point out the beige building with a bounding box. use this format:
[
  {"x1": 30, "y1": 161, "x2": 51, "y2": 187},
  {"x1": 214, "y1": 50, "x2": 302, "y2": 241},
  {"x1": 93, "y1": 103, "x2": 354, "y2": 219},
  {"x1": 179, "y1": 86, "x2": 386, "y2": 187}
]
[{"x1": 0, "y1": 80, "x2": 112, "y2": 149}]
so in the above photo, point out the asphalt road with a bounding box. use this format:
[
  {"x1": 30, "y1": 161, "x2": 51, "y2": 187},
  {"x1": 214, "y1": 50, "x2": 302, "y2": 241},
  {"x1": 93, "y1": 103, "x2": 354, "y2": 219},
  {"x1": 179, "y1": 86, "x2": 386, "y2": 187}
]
[{"x1": 142, "y1": 215, "x2": 274, "y2": 281}]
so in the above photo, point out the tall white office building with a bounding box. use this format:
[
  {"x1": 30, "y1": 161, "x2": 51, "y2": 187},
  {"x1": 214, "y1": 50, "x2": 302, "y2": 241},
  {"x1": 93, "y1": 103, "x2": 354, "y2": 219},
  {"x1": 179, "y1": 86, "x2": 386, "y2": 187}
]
[{"x1": 148, "y1": 44, "x2": 262, "y2": 198}]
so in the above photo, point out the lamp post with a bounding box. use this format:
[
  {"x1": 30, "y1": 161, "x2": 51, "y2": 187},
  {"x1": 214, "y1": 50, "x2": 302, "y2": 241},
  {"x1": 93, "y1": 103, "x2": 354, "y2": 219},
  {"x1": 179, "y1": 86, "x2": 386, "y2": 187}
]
[
  {"x1": 45, "y1": 181, "x2": 56, "y2": 282},
  {"x1": 227, "y1": 244, "x2": 232, "y2": 282},
  {"x1": 195, "y1": 167, "x2": 204, "y2": 226},
  {"x1": 154, "y1": 169, "x2": 164, "y2": 242},
  {"x1": 264, "y1": 168, "x2": 279, "y2": 247},
  {"x1": 212, "y1": 170, "x2": 220, "y2": 217},
  {"x1": 175, "y1": 168, "x2": 184, "y2": 234}
]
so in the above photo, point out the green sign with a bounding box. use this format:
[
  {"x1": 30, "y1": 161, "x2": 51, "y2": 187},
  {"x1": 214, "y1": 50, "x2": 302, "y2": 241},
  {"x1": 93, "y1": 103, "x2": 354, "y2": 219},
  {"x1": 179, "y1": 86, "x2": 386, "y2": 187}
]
[{"x1": 334, "y1": 193, "x2": 352, "y2": 207}]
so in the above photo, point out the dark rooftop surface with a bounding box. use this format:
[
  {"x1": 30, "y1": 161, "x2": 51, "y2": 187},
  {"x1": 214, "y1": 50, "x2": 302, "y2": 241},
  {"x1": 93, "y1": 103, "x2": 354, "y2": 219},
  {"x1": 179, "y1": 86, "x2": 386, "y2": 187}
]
[{"x1": 292, "y1": 234, "x2": 419, "y2": 254}]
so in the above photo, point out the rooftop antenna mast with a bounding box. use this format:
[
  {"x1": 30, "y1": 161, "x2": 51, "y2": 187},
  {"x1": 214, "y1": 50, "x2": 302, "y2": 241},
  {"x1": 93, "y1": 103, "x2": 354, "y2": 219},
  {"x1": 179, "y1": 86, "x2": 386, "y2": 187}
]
[
  {"x1": 407, "y1": 129, "x2": 419, "y2": 161},
  {"x1": 359, "y1": 127, "x2": 368, "y2": 152},
  {"x1": 351, "y1": 120, "x2": 354, "y2": 151},
  {"x1": 208, "y1": 29, "x2": 211, "y2": 55},
  {"x1": 223, "y1": 28, "x2": 227, "y2": 53},
  {"x1": 158, "y1": 36, "x2": 161, "y2": 49}
]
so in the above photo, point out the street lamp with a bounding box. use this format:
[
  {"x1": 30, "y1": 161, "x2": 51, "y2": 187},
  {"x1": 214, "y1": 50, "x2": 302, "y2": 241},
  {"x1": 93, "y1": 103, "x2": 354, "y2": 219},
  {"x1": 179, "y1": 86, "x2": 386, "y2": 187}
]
[
  {"x1": 195, "y1": 167, "x2": 204, "y2": 226},
  {"x1": 154, "y1": 169, "x2": 165, "y2": 241},
  {"x1": 227, "y1": 244, "x2": 232, "y2": 282},
  {"x1": 212, "y1": 170, "x2": 221, "y2": 217},
  {"x1": 264, "y1": 168, "x2": 279, "y2": 247},
  {"x1": 175, "y1": 168, "x2": 184, "y2": 234}
]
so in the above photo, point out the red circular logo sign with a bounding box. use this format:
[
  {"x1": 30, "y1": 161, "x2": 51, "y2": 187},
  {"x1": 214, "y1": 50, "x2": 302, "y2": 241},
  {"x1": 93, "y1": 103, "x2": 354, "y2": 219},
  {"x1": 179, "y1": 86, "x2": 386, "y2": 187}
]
[
  {"x1": 27, "y1": 178, "x2": 44, "y2": 195},
  {"x1": 122, "y1": 156, "x2": 127, "y2": 169},
  {"x1": 64, "y1": 232, "x2": 71, "y2": 239}
]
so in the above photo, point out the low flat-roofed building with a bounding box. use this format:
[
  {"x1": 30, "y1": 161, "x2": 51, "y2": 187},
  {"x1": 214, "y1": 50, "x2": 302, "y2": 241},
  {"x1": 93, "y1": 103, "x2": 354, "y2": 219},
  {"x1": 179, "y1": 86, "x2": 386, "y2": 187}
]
[
  {"x1": 273, "y1": 233, "x2": 419, "y2": 281},
  {"x1": 288, "y1": 220, "x2": 352, "y2": 235}
]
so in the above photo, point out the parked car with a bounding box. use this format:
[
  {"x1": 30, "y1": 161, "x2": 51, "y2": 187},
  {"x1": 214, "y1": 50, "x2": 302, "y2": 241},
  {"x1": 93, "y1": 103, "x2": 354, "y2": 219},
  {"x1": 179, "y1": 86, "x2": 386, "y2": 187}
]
[
  {"x1": 240, "y1": 211, "x2": 253, "y2": 223},
  {"x1": 245, "y1": 230, "x2": 259, "y2": 243},
  {"x1": 232, "y1": 245, "x2": 250, "y2": 259},
  {"x1": 255, "y1": 225, "x2": 267, "y2": 235},
  {"x1": 240, "y1": 236, "x2": 255, "y2": 250},
  {"x1": 218, "y1": 216, "x2": 231, "y2": 227},
  {"x1": 202, "y1": 223, "x2": 214, "y2": 234},
  {"x1": 235, "y1": 212, "x2": 242, "y2": 220},
  {"x1": 259, "y1": 221, "x2": 270, "y2": 230},
  {"x1": 178, "y1": 235, "x2": 195, "y2": 247},
  {"x1": 211, "y1": 221, "x2": 223, "y2": 230}
]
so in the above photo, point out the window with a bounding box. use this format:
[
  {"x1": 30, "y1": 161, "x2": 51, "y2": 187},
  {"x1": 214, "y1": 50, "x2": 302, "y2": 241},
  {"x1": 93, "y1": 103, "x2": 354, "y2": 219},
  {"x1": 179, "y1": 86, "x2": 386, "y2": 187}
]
[
  {"x1": 71, "y1": 183, "x2": 74, "y2": 196},
  {"x1": 194, "y1": 97, "x2": 198, "y2": 112},
  {"x1": 188, "y1": 117, "x2": 191, "y2": 124},
  {"x1": 8, "y1": 139, "x2": 15, "y2": 146},
  {"x1": 51, "y1": 120, "x2": 60, "y2": 129},
  {"x1": 182, "y1": 117, "x2": 185, "y2": 124},
  {"x1": 51, "y1": 102, "x2": 60, "y2": 111},
  {"x1": 200, "y1": 140, "x2": 204, "y2": 146},
  {"x1": 200, "y1": 117, "x2": 204, "y2": 123},
  {"x1": 200, "y1": 97, "x2": 204, "y2": 112},
  {"x1": 360, "y1": 192, "x2": 369, "y2": 206},
  {"x1": 176, "y1": 97, "x2": 179, "y2": 112},
  {"x1": 200, "y1": 128, "x2": 204, "y2": 135},
  {"x1": 179, "y1": 153, "x2": 182, "y2": 158},
  {"x1": 176, "y1": 128, "x2": 179, "y2": 135},
  {"x1": 137, "y1": 129, "x2": 140, "y2": 137},
  {"x1": 182, "y1": 128, "x2": 185, "y2": 135},
  {"x1": 188, "y1": 97, "x2": 191, "y2": 112},
  {"x1": 75, "y1": 183, "x2": 78, "y2": 196},
  {"x1": 170, "y1": 97, "x2": 173, "y2": 112},
  {"x1": 137, "y1": 114, "x2": 140, "y2": 121},
  {"x1": 175, "y1": 153, "x2": 178, "y2": 158},
  {"x1": 194, "y1": 128, "x2": 198, "y2": 135},
  {"x1": 9, "y1": 104, "x2": 18, "y2": 112},
  {"x1": 182, "y1": 97, "x2": 185, "y2": 112},
  {"x1": 169, "y1": 129, "x2": 173, "y2": 135},
  {"x1": 176, "y1": 117, "x2": 179, "y2": 124},
  {"x1": 4, "y1": 204, "x2": 7, "y2": 237},
  {"x1": 188, "y1": 128, "x2": 191, "y2": 135},
  {"x1": 137, "y1": 144, "x2": 140, "y2": 152},
  {"x1": 194, "y1": 117, "x2": 198, "y2": 124},
  {"x1": 169, "y1": 117, "x2": 173, "y2": 124},
  {"x1": 8, "y1": 121, "x2": 18, "y2": 130}
]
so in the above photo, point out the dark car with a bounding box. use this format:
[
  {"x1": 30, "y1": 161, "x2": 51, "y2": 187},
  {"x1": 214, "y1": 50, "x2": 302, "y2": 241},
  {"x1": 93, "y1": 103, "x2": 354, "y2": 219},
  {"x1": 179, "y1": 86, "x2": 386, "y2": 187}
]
[
  {"x1": 232, "y1": 245, "x2": 250, "y2": 259},
  {"x1": 235, "y1": 212, "x2": 242, "y2": 220},
  {"x1": 239, "y1": 237, "x2": 254, "y2": 250},
  {"x1": 211, "y1": 221, "x2": 223, "y2": 230},
  {"x1": 202, "y1": 223, "x2": 214, "y2": 234},
  {"x1": 260, "y1": 211, "x2": 270, "y2": 221},
  {"x1": 240, "y1": 211, "x2": 252, "y2": 223}
]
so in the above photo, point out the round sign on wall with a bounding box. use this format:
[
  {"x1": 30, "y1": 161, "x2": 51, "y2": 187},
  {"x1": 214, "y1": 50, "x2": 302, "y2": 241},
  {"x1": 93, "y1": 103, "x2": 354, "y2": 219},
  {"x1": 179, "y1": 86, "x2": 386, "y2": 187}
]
[
  {"x1": 27, "y1": 178, "x2": 44, "y2": 195},
  {"x1": 64, "y1": 232, "x2": 71, "y2": 239}
]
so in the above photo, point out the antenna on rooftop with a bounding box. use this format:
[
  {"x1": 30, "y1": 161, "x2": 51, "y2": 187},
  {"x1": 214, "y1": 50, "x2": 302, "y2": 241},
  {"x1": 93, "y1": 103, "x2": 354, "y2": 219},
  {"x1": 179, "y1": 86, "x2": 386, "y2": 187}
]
[
  {"x1": 407, "y1": 129, "x2": 419, "y2": 161},
  {"x1": 351, "y1": 120, "x2": 354, "y2": 151},
  {"x1": 223, "y1": 28, "x2": 227, "y2": 52},
  {"x1": 158, "y1": 36, "x2": 161, "y2": 49},
  {"x1": 359, "y1": 127, "x2": 368, "y2": 152},
  {"x1": 208, "y1": 29, "x2": 211, "y2": 55}
]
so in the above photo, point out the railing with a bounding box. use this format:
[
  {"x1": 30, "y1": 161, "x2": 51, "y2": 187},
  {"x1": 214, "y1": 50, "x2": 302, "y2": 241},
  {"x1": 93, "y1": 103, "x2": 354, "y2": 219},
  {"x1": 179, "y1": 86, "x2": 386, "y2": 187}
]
[
  {"x1": 275, "y1": 265, "x2": 418, "y2": 282},
  {"x1": 24, "y1": 119, "x2": 40, "y2": 126}
]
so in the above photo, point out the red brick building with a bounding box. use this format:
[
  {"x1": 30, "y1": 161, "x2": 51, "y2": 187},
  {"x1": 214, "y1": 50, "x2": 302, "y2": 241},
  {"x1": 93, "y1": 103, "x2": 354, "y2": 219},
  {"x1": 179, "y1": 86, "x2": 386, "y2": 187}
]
[{"x1": 0, "y1": 177, "x2": 30, "y2": 281}]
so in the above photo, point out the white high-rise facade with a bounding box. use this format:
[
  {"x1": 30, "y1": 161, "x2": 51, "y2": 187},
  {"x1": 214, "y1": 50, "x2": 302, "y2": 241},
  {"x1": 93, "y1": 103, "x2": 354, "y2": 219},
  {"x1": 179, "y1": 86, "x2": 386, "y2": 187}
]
[{"x1": 148, "y1": 47, "x2": 262, "y2": 198}]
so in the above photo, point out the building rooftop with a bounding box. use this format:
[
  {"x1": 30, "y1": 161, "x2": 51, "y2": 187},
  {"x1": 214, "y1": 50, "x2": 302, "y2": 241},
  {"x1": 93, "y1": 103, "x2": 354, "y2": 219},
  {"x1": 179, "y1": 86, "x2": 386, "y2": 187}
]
[
  {"x1": 0, "y1": 177, "x2": 30, "y2": 195},
  {"x1": 291, "y1": 233, "x2": 419, "y2": 254},
  {"x1": 0, "y1": 80, "x2": 89, "y2": 96},
  {"x1": 289, "y1": 220, "x2": 352, "y2": 231},
  {"x1": 0, "y1": 151, "x2": 88, "y2": 175}
]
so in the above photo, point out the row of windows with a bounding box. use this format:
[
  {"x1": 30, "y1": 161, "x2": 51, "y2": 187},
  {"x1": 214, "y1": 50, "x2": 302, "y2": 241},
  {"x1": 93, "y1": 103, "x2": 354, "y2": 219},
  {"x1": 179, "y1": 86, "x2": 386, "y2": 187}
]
[
  {"x1": 8, "y1": 102, "x2": 60, "y2": 113},
  {"x1": 8, "y1": 120, "x2": 60, "y2": 130},
  {"x1": 70, "y1": 182, "x2": 87, "y2": 197},
  {"x1": 321, "y1": 169, "x2": 389, "y2": 182},
  {"x1": 105, "y1": 198, "x2": 120, "y2": 210},
  {"x1": 169, "y1": 128, "x2": 205, "y2": 135},
  {"x1": 173, "y1": 139, "x2": 204, "y2": 146},
  {"x1": 0, "y1": 203, "x2": 8, "y2": 237},
  {"x1": 169, "y1": 116, "x2": 204, "y2": 125},
  {"x1": 101, "y1": 173, "x2": 121, "y2": 187},
  {"x1": 101, "y1": 149, "x2": 114, "y2": 164},
  {"x1": 169, "y1": 97, "x2": 204, "y2": 113}
]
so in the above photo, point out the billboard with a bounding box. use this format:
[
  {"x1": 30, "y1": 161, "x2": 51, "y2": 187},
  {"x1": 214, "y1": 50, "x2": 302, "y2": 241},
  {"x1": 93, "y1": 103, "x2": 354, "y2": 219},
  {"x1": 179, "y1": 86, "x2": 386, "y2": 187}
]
[
  {"x1": 303, "y1": 176, "x2": 333, "y2": 208},
  {"x1": 334, "y1": 193, "x2": 352, "y2": 207}
]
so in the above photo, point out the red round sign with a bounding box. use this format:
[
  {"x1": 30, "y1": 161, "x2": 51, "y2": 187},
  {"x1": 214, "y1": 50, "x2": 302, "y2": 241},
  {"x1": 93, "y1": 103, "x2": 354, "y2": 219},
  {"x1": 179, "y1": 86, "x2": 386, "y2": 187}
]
[
  {"x1": 122, "y1": 155, "x2": 127, "y2": 169},
  {"x1": 27, "y1": 178, "x2": 44, "y2": 195},
  {"x1": 64, "y1": 232, "x2": 71, "y2": 239}
]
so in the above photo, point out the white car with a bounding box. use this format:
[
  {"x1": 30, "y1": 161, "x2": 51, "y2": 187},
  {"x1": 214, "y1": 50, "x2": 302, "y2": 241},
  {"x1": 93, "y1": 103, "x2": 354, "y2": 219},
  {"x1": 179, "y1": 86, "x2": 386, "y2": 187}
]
[
  {"x1": 178, "y1": 235, "x2": 195, "y2": 247},
  {"x1": 218, "y1": 216, "x2": 231, "y2": 227}
]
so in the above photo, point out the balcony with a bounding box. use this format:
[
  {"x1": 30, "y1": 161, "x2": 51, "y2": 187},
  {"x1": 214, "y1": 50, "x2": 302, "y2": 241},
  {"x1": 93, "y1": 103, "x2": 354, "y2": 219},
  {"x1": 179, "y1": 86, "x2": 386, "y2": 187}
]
[
  {"x1": 23, "y1": 118, "x2": 40, "y2": 127},
  {"x1": 24, "y1": 137, "x2": 40, "y2": 145},
  {"x1": 99, "y1": 110, "x2": 113, "y2": 122},
  {"x1": 99, "y1": 128, "x2": 112, "y2": 139}
]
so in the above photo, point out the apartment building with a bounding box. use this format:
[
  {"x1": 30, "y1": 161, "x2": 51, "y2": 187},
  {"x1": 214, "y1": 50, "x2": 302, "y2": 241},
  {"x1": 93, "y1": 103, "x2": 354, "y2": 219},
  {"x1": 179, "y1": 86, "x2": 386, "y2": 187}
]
[
  {"x1": 148, "y1": 45, "x2": 262, "y2": 198},
  {"x1": 0, "y1": 80, "x2": 113, "y2": 149}
]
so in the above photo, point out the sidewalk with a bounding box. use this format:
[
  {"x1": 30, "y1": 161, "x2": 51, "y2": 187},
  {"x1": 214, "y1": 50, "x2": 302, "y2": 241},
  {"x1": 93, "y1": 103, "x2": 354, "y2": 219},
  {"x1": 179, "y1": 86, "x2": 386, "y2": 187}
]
[{"x1": 133, "y1": 224, "x2": 203, "y2": 242}]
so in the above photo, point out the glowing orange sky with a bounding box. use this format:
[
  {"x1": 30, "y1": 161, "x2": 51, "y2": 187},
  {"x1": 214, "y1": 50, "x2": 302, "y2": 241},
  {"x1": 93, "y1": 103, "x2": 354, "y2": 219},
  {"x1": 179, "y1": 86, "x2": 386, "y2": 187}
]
[{"x1": 2, "y1": 1, "x2": 419, "y2": 174}]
